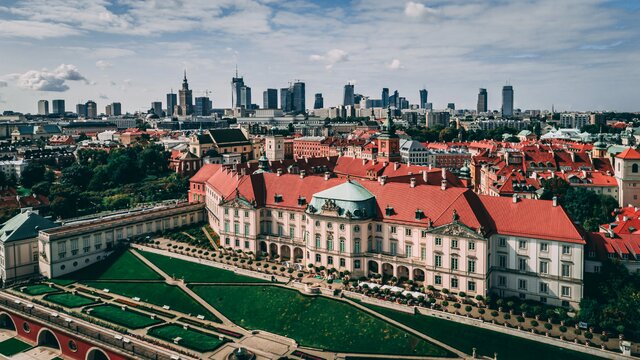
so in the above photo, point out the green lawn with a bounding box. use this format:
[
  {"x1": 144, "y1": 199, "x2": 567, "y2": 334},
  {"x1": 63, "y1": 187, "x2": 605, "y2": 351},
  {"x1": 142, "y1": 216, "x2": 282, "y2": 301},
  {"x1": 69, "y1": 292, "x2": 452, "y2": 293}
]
[
  {"x1": 49, "y1": 279, "x2": 77, "y2": 286},
  {"x1": 43, "y1": 293, "x2": 96, "y2": 308},
  {"x1": 360, "y1": 302, "x2": 605, "y2": 360},
  {"x1": 138, "y1": 250, "x2": 266, "y2": 283},
  {"x1": 87, "y1": 305, "x2": 162, "y2": 329},
  {"x1": 192, "y1": 285, "x2": 454, "y2": 357},
  {"x1": 82, "y1": 281, "x2": 218, "y2": 321},
  {"x1": 0, "y1": 338, "x2": 31, "y2": 356},
  {"x1": 21, "y1": 284, "x2": 58, "y2": 296},
  {"x1": 55, "y1": 250, "x2": 162, "y2": 281},
  {"x1": 148, "y1": 324, "x2": 225, "y2": 353}
]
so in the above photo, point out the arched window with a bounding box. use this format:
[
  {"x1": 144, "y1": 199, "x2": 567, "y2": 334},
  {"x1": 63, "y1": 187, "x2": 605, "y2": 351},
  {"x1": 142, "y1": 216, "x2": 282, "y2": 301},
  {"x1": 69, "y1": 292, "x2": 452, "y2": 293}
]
[
  {"x1": 339, "y1": 238, "x2": 345, "y2": 253},
  {"x1": 315, "y1": 234, "x2": 321, "y2": 248},
  {"x1": 633, "y1": 164, "x2": 639, "y2": 173}
]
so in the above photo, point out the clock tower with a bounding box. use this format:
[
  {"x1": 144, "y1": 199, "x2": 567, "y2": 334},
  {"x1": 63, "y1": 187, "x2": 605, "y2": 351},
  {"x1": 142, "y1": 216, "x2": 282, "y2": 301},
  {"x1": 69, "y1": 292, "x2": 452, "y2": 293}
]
[{"x1": 377, "y1": 107, "x2": 401, "y2": 162}]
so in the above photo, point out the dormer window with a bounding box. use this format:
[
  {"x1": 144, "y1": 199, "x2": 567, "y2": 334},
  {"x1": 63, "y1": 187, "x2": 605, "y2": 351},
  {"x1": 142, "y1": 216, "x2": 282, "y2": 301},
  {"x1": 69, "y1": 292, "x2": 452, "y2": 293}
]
[
  {"x1": 297, "y1": 196, "x2": 306, "y2": 206},
  {"x1": 415, "y1": 209, "x2": 425, "y2": 220},
  {"x1": 274, "y1": 194, "x2": 283, "y2": 203},
  {"x1": 385, "y1": 205, "x2": 394, "y2": 216}
]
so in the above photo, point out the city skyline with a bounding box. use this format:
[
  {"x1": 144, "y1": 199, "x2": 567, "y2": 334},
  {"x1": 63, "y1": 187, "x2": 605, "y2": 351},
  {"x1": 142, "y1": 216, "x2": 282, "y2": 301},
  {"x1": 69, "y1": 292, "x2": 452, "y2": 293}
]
[{"x1": 0, "y1": 0, "x2": 638, "y2": 113}]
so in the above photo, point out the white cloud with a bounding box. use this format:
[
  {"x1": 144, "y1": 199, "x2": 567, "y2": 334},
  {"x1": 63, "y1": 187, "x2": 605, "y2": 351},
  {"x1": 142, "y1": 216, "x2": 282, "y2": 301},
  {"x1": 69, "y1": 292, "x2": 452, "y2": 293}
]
[
  {"x1": 310, "y1": 49, "x2": 349, "y2": 69},
  {"x1": 387, "y1": 59, "x2": 402, "y2": 70},
  {"x1": 16, "y1": 64, "x2": 88, "y2": 92},
  {"x1": 95, "y1": 60, "x2": 112, "y2": 70},
  {"x1": 91, "y1": 48, "x2": 135, "y2": 59},
  {"x1": 404, "y1": 2, "x2": 437, "y2": 18},
  {"x1": 99, "y1": 94, "x2": 108, "y2": 99},
  {"x1": 0, "y1": 81, "x2": 7, "y2": 88},
  {"x1": 0, "y1": 20, "x2": 79, "y2": 39}
]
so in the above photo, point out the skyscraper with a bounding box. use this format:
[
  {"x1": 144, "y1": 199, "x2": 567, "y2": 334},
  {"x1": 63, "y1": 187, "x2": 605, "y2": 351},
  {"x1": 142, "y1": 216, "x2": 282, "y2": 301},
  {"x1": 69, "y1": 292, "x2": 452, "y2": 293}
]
[
  {"x1": 85, "y1": 100, "x2": 97, "y2": 118},
  {"x1": 419, "y1": 89, "x2": 428, "y2": 109},
  {"x1": 280, "y1": 88, "x2": 292, "y2": 113},
  {"x1": 179, "y1": 71, "x2": 193, "y2": 116},
  {"x1": 111, "y1": 102, "x2": 122, "y2": 116},
  {"x1": 292, "y1": 81, "x2": 305, "y2": 114},
  {"x1": 502, "y1": 85, "x2": 514, "y2": 117},
  {"x1": 76, "y1": 103, "x2": 86, "y2": 118},
  {"x1": 477, "y1": 88, "x2": 488, "y2": 113},
  {"x1": 37, "y1": 100, "x2": 49, "y2": 115},
  {"x1": 240, "y1": 86, "x2": 252, "y2": 109},
  {"x1": 105, "y1": 104, "x2": 112, "y2": 116},
  {"x1": 52, "y1": 99, "x2": 65, "y2": 115},
  {"x1": 389, "y1": 90, "x2": 400, "y2": 109},
  {"x1": 151, "y1": 102, "x2": 163, "y2": 117},
  {"x1": 314, "y1": 93, "x2": 324, "y2": 109},
  {"x1": 167, "y1": 92, "x2": 177, "y2": 117},
  {"x1": 447, "y1": 103, "x2": 455, "y2": 110},
  {"x1": 194, "y1": 97, "x2": 212, "y2": 116},
  {"x1": 263, "y1": 89, "x2": 278, "y2": 109},
  {"x1": 343, "y1": 83, "x2": 355, "y2": 106},
  {"x1": 381, "y1": 88, "x2": 389, "y2": 108},
  {"x1": 231, "y1": 67, "x2": 245, "y2": 108}
]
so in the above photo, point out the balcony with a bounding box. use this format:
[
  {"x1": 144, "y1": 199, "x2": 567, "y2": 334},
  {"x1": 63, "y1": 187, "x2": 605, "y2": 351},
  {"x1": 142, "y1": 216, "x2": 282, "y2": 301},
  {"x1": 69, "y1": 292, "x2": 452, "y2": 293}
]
[{"x1": 257, "y1": 234, "x2": 305, "y2": 246}]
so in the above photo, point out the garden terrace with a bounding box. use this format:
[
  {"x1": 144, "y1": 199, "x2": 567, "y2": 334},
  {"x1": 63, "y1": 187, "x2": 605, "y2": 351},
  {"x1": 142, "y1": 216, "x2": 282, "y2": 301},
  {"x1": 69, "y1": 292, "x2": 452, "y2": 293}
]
[
  {"x1": 191, "y1": 284, "x2": 455, "y2": 357},
  {"x1": 55, "y1": 249, "x2": 163, "y2": 281},
  {"x1": 138, "y1": 250, "x2": 267, "y2": 283},
  {"x1": 20, "y1": 284, "x2": 59, "y2": 296},
  {"x1": 147, "y1": 324, "x2": 226, "y2": 353},
  {"x1": 360, "y1": 302, "x2": 606, "y2": 360},
  {"x1": 85, "y1": 304, "x2": 163, "y2": 329},
  {"x1": 43, "y1": 292, "x2": 96, "y2": 308},
  {"x1": 81, "y1": 281, "x2": 219, "y2": 322},
  {"x1": 114, "y1": 299, "x2": 177, "y2": 318}
]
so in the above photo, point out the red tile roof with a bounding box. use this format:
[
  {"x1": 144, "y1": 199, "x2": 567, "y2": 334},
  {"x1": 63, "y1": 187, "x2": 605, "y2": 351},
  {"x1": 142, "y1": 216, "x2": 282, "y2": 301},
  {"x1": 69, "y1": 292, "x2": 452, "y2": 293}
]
[{"x1": 616, "y1": 147, "x2": 640, "y2": 160}]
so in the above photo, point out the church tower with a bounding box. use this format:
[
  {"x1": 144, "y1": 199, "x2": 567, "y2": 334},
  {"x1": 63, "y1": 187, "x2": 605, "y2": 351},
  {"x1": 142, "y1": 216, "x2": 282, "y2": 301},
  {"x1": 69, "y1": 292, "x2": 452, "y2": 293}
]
[
  {"x1": 614, "y1": 147, "x2": 640, "y2": 207},
  {"x1": 377, "y1": 107, "x2": 401, "y2": 162}
]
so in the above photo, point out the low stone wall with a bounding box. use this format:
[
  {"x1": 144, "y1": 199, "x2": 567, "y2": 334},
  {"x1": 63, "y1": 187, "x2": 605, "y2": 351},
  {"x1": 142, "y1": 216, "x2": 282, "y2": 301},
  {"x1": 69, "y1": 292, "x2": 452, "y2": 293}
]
[{"x1": 344, "y1": 291, "x2": 415, "y2": 314}]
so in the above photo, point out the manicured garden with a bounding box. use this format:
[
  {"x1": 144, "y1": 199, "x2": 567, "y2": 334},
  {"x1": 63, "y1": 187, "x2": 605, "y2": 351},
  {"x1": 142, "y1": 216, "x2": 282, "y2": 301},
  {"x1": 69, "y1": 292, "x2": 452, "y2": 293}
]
[
  {"x1": 138, "y1": 250, "x2": 266, "y2": 283},
  {"x1": 21, "y1": 284, "x2": 58, "y2": 296},
  {"x1": 191, "y1": 285, "x2": 454, "y2": 357},
  {"x1": 87, "y1": 304, "x2": 163, "y2": 329},
  {"x1": 0, "y1": 337, "x2": 31, "y2": 356},
  {"x1": 148, "y1": 324, "x2": 225, "y2": 353},
  {"x1": 43, "y1": 293, "x2": 96, "y2": 308},
  {"x1": 81, "y1": 281, "x2": 218, "y2": 321},
  {"x1": 56, "y1": 250, "x2": 162, "y2": 281},
  {"x1": 359, "y1": 302, "x2": 606, "y2": 360}
]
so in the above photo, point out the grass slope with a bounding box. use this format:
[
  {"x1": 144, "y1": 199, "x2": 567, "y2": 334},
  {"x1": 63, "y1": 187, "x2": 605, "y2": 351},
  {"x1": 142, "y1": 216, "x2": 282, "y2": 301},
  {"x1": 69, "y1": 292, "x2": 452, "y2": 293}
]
[
  {"x1": 21, "y1": 284, "x2": 58, "y2": 296},
  {"x1": 148, "y1": 324, "x2": 225, "y2": 353},
  {"x1": 138, "y1": 250, "x2": 266, "y2": 283},
  {"x1": 360, "y1": 302, "x2": 605, "y2": 360},
  {"x1": 43, "y1": 293, "x2": 96, "y2": 308},
  {"x1": 88, "y1": 304, "x2": 162, "y2": 329},
  {"x1": 82, "y1": 281, "x2": 217, "y2": 321},
  {"x1": 56, "y1": 250, "x2": 162, "y2": 281},
  {"x1": 192, "y1": 285, "x2": 454, "y2": 357}
]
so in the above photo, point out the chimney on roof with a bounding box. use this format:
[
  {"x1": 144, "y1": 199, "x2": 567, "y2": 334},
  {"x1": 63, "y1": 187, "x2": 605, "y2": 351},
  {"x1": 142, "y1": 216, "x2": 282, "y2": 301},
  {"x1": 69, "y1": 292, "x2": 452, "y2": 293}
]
[
  {"x1": 380, "y1": 176, "x2": 387, "y2": 186},
  {"x1": 512, "y1": 194, "x2": 519, "y2": 203},
  {"x1": 300, "y1": 170, "x2": 306, "y2": 179},
  {"x1": 240, "y1": 168, "x2": 246, "y2": 176},
  {"x1": 394, "y1": 162, "x2": 400, "y2": 171},
  {"x1": 624, "y1": 216, "x2": 629, "y2": 221},
  {"x1": 277, "y1": 168, "x2": 283, "y2": 176},
  {"x1": 324, "y1": 172, "x2": 331, "y2": 181},
  {"x1": 570, "y1": 152, "x2": 575, "y2": 162},
  {"x1": 362, "y1": 159, "x2": 367, "y2": 165},
  {"x1": 552, "y1": 196, "x2": 558, "y2": 207},
  {"x1": 410, "y1": 177, "x2": 416, "y2": 188},
  {"x1": 422, "y1": 170, "x2": 429, "y2": 184},
  {"x1": 383, "y1": 161, "x2": 388, "y2": 167},
  {"x1": 441, "y1": 178, "x2": 447, "y2": 191}
]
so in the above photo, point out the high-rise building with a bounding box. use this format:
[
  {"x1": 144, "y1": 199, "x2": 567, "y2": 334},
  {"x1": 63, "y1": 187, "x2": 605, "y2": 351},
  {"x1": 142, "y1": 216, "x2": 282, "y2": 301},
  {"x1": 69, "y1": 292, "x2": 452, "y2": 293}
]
[
  {"x1": 280, "y1": 88, "x2": 292, "y2": 113},
  {"x1": 381, "y1": 88, "x2": 389, "y2": 108},
  {"x1": 419, "y1": 89, "x2": 428, "y2": 109},
  {"x1": 292, "y1": 81, "x2": 305, "y2": 114},
  {"x1": 76, "y1": 104, "x2": 86, "y2": 118},
  {"x1": 52, "y1": 99, "x2": 65, "y2": 115},
  {"x1": 179, "y1": 71, "x2": 193, "y2": 116},
  {"x1": 194, "y1": 97, "x2": 212, "y2": 116},
  {"x1": 167, "y1": 92, "x2": 177, "y2": 117},
  {"x1": 343, "y1": 83, "x2": 355, "y2": 106},
  {"x1": 111, "y1": 102, "x2": 122, "y2": 116},
  {"x1": 447, "y1": 103, "x2": 455, "y2": 110},
  {"x1": 314, "y1": 93, "x2": 324, "y2": 109},
  {"x1": 502, "y1": 85, "x2": 514, "y2": 117},
  {"x1": 231, "y1": 67, "x2": 245, "y2": 108},
  {"x1": 477, "y1": 88, "x2": 488, "y2": 113},
  {"x1": 85, "y1": 100, "x2": 97, "y2": 118},
  {"x1": 240, "y1": 86, "x2": 252, "y2": 109},
  {"x1": 105, "y1": 104, "x2": 112, "y2": 116},
  {"x1": 389, "y1": 90, "x2": 400, "y2": 109},
  {"x1": 263, "y1": 89, "x2": 278, "y2": 109},
  {"x1": 37, "y1": 100, "x2": 49, "y2": 115},
  {"x1": 151, "y1": 102, "x2": 163, "y2": 117}
]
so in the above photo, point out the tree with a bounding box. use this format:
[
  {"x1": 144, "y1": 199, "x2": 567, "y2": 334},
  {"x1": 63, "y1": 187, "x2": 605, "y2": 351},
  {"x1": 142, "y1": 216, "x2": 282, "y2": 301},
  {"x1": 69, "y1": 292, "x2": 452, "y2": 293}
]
[
  {"x1": 31, "y1": 181, "x2": 51, "y2": 196},
  {"x1": 60, "y1": 164, "x2": 92, "y2": 190},
  {"x1": 20, "y1": 162, "x2": 46, "y2": 188}
]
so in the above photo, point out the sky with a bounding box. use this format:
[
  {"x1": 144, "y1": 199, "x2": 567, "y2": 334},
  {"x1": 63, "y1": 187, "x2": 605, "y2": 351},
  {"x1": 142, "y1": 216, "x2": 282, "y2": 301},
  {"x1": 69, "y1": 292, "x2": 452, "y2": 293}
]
[{"x1": 0, "y1": 0, "x2": 639, "y2": 114}]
